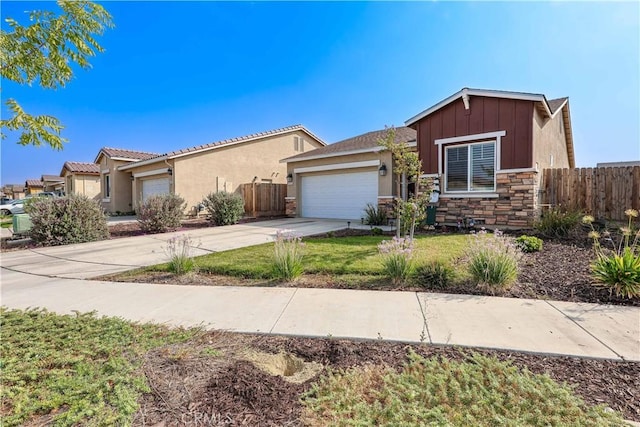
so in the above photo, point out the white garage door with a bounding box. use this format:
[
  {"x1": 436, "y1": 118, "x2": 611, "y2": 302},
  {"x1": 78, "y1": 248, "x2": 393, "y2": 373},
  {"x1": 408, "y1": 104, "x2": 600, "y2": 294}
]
[
  {"x1": 142, "y1": 178, "x2": 170, "y2": 202},
  {"x1": 300, "y1": 170, "x2": 378, "y2": 219}
]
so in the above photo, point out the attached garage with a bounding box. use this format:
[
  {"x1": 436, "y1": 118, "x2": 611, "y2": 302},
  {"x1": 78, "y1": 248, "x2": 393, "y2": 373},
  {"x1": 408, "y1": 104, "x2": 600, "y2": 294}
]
[
  {"x1": 142, "y1": 178, "x2": 170, "y2": 202},
  {"x1": 300, "y1": 170, "x2": 378, "y2": 219}
]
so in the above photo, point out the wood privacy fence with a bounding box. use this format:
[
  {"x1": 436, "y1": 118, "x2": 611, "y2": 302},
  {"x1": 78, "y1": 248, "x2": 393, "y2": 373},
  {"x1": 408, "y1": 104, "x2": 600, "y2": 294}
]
[
  {"x1": 541, "y1": 167, "x2": 640, "y2": 221},
  {"x1": 241, "y1": 183, "x2": 287, "y2": 217}
]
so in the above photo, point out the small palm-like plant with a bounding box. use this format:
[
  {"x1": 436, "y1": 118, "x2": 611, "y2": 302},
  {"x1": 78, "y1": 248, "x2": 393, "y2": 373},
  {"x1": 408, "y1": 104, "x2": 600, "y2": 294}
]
[{"x1": 584, "y1": 210, "x2": 640, "y2": 299}]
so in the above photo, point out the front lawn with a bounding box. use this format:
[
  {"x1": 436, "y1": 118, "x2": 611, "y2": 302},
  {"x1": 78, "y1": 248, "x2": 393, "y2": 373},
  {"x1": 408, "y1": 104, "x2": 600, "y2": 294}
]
[{"x1": 150, "y1": 234, "x2": 469, "y2": 279}]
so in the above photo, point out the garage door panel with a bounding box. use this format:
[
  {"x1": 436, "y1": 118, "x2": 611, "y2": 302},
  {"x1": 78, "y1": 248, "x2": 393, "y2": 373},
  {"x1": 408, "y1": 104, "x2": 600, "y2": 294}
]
[
  {"x1": 300, "y1": 171, "x2": 377, "y2": 219},
  {"x1": 142, "y1": 178, "x2": 170, "y2": 202}
]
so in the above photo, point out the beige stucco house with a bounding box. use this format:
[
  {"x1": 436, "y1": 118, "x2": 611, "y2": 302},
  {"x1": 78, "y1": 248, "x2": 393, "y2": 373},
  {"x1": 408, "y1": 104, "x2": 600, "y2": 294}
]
[
  {"x1": 60, "y1": 162, "x2": 101, "y2": 200},
  {"x1": 283, "y1": 127, "x2": 417, "y2": 220},
  {"x1": 94, "y1": 147, "x2": 160, "y2": 214},
  {"x1": 117, "y1": 124, "x2": 325, "y2": 214},
  {"x1": 41, "y1": 174, "x2": 65, "y2": 195},
  {"x1": 25, "y1": 179, "x2": 44, "y2": 195}
]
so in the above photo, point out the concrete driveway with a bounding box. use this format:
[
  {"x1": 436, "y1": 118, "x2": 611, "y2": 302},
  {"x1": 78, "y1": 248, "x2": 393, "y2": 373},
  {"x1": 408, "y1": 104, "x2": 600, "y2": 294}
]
[{"x1": 0, "y1": 218, "x2": 348, "y2": 279}]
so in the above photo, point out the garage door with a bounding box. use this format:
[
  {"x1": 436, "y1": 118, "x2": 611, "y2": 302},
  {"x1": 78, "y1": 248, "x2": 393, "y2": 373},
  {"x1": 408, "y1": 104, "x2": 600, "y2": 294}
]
[
  {"x1": 142, "y1": 178, "x2": 170, "y2": 202},
  {"x1": 300, "y1": 170, "x2": 378, "y2": 219}
]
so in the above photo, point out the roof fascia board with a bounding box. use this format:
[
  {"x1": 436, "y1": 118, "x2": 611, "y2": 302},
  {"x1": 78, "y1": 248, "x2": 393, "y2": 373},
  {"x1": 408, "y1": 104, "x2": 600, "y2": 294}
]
[
  {"x1": 118, "y1": 156, "x2": 167, "y2": 171},
  {"x1": 283, "y1": 140, "x2": 416, "y2": 164},
  {"x1": 405, "y1": 88, "x2": 553, "y2": 126},
  {"x1": 168, "y1": 127, "x2": 325, "y2": 161}
]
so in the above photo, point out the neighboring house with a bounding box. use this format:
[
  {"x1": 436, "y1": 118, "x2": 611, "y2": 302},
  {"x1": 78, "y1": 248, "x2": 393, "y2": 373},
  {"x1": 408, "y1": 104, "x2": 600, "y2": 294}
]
[
  {"x1": 283, "y1": 127, "x2": 416, "y2": 220},
  {"x1": 94, "y1": 148, "x2": 160, "y2": 213},
  {"x1": 60, "y1": 162, "x2": 101, "y2": 200},
  {"x1": 25, "y1": 179, "x2": 44, "y2": 195},
  {"x1": 596, "y1": 161, "x2": 640, "y2": 168},
  {"x1": 117, "y1": 124, "x2": 325, "y2": 214},
  {"x1": 2, "y1": 184, "x2": 26, "y2": 199},
  {"x1": 405, "y1": 87, "x2": 574, "y2": 227},
  {"x1": 41, "y1": 174, "x2": 65, "y2": 195}
]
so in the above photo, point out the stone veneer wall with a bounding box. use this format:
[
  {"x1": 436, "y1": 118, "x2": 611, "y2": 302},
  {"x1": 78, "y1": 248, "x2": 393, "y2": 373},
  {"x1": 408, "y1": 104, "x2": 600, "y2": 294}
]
[
  {"x1": 285, "y1": 197, "x2": 297, "y2": 217},
  {"x1": 434, "y1": 171, "x2": 540, "y2": 228}
]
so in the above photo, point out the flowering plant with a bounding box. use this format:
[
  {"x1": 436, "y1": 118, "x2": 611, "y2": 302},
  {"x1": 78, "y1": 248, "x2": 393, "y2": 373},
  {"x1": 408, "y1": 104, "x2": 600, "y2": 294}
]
[
  {"x1": 378, "y1": 237, "x2": 414, "y2": 286},
  {"x1": 466, "y1": 229, "x2": 522, "y2": 292},
  {"x1": 583, "y1": 209, "x2": 640, "y2": 298},
  {"x1": 164, "y1": 234, "x2": 197, "y2": 275}
]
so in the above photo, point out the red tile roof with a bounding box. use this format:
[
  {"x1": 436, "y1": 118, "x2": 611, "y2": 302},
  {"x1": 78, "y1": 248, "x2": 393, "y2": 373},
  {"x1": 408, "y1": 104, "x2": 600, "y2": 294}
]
[
  {"x1": 164, "y1": 124, "x2": 323, "y2": 158},
  {"x1": 62, "y1": 161, "x2": 101, "y2": 175},
  {"x1": 25, "y1": 179, "x2": 43, "y2": 187},
  {"x1": 285, "y1": 127, "x2": 416, "y2": 162},
  {"x1": 41, "y1": 174, "x2": 64, "y2": 183},
  {"x1": 99, "y1": 147, "x2": 160, "y2": 161}
]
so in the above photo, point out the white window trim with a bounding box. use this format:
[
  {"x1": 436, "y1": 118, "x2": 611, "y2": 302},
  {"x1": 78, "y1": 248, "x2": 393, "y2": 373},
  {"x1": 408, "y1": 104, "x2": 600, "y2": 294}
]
[
  {"x1": 444, "y1": 140, "x2": 497, "y2": 193},
  {"x1": 434, "y1": 131, "x2": 505, "y2": 196}
]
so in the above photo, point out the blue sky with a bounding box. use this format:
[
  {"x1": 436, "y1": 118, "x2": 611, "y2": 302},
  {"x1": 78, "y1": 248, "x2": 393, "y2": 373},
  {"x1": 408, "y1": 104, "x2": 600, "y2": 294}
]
[{"x1": 1, "y1": 1, "x2": 639, "y2": 185}]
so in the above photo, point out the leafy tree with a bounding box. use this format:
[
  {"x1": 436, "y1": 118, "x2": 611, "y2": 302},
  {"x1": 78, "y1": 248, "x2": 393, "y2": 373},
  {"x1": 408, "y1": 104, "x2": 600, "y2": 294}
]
[
  {"x1": 0, "y1": 1, "x2": 113, "y2": 149},
  {"x1": 378, "y1": 126, "x2": 432, "y2": 238}
]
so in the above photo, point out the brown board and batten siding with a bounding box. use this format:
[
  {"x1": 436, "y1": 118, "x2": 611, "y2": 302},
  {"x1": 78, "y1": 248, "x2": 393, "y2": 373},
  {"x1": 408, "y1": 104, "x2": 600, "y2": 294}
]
[{"x1": 417, "y1": 96, "x2": 534, "y2": 173}]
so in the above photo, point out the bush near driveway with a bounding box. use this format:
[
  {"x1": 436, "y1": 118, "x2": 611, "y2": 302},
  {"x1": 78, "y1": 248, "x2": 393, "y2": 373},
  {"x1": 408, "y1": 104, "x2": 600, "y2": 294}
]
[
  {"x1": 28, "y1": 195, "x2": 109, "y2": 246},
  {"x1": 137, "y1": 194, "x2": 185, "y2": 234},
  {"x1": 201, "y1": 191, "x2": 244, "y2": 226}
]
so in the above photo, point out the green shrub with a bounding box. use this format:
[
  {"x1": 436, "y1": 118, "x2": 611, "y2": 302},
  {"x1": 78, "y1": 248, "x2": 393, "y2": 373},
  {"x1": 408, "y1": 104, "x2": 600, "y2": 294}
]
[
  {"x1": 272, "y1": 230, "x2": 304, "y2": 281},
  {"x1": 28, "y1": 195, "x2": 109, "y2": 246},
  {"x1": 137, "y1": 194, "x2": 185, "y2": 234},
  {"x1": 415, "y1": 260, "x2": 455, "y2": 289},
  {"x1": 534, "y1": 207, "x2": 582, "y2": 238},
  {"x1": 302, "y1": 351, "x2": 625, "y2": 426},
  {"x1": 370, "y1": 227, "x2": 383, "y2": 236},
  {"x1": 515, "y1": 235, "x2": 543, "y2": 253},
  {"x1": 378, "y1": 237, "x2": 414, "y2": 286},
  {"x1": 584, "y1": 210, "x2": 640, "y2": 299},
  {"x1": 165, "y1": 234, "x2": 196, "y2": 275},
  {"x1": 466, "y1": 231, "x2": 521, "y2": 292},
  {"x1": 363, "y1": 203, "x2": 387, "y2": 226},
  {"x1": 202, "y1": 191, "x2": 244, "y2": 226}
]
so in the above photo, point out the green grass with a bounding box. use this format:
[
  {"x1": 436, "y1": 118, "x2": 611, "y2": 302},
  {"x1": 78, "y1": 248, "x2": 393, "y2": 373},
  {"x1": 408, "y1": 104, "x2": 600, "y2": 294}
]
[
  {"x1": 302, "y1": 351, "x2": 626, "y2": 426},
  {"x1": 0, "y1": 308, "x2": 200, "y2": 427},
  {"x1": 148, "y1": 234, "x2": 468, "y2": 280}
]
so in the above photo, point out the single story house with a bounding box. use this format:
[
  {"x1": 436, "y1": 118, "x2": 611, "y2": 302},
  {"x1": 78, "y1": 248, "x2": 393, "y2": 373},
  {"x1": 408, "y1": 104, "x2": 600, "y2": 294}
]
[
  {"x1": 25, "y1": 179, "x2": 44, "y2": 195},
  {"x1": 283, "y1": 127, "x2": 417, "y2": 220},
  {"x1": 41, "y1": 174, "x2": 65, "y2": 195},
  {"x1": 94, "y1": 147, "x2": 160, "y2": 213},
  {"x1": 60, "y1": 161, "x2": 101, "y2": 200},
  {"x1": 116, "y1": 124, "x2": 325, "y2": 215},
  {"x1": 2, "y1": 184, "x2": 26, "y2": 200},
  {"x1": 405, "y1": 87, "x2": 574, "y2": 227}
]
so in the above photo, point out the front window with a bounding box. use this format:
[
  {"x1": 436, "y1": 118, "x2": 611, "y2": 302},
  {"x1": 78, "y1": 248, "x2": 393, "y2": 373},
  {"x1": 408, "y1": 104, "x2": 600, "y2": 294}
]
[
  {"x1": 445, "y1": 141, "x2": 495, "y2": 192},
  {"x1": 104, "y1": 174, "x2": 111, "y2": 198}
]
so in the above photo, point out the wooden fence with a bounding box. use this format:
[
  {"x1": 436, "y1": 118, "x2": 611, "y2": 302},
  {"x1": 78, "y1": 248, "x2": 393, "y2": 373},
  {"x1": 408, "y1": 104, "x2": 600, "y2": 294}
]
[
  {"x1": 241, "y1": 183, "x2": 287, "y2": 218},
  {"x1": 541, "y1": 167, "x2": 640, "y2": 221}
]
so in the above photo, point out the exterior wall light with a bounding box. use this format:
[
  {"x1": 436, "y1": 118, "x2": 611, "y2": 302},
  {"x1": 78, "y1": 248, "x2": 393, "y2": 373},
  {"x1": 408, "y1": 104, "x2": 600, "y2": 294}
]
[
  {"x1": 379, "y1": 163, "x2": 387, "y2": 176},
  {"x1": 167, "y1": 168, "x2": 173, "y2": 176},
  {"x1": 286, "y1": 173, "x2": 293, "y2": 183}
]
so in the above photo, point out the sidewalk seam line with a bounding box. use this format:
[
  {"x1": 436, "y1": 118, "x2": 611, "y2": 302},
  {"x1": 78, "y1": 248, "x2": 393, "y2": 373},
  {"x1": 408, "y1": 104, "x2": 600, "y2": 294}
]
[
  {"x1": 24, "y1": 249, "x2": 141, "y2": 268},
  {"x1": 269, "y1": 288, "x2": 298, "y2": 334},
  {"x1": 544, "y1": 300, "x2": 625, "y2": 361},
  {"x1": 415, "y1": 292, "x2": 433, "y2": 344}
]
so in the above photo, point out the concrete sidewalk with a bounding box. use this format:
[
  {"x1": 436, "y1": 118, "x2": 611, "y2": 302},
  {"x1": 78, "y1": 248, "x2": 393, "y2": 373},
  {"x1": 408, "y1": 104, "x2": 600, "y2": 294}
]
[
  {"x1": 1, "y1": 217, "x2": 638, "y2": 361},
  {"x1": 1, "y1": 268, "x2": 638, "y2": 361}
]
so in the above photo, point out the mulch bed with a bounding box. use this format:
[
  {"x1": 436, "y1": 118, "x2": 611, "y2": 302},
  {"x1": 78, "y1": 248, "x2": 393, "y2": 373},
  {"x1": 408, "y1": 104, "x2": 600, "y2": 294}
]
[{"x1": 133, "y1": 332, "x2": 640, "y2": 426}]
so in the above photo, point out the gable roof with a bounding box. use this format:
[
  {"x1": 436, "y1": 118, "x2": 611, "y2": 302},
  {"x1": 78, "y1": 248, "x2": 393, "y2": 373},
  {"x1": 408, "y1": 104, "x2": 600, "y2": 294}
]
[
  {"x1": 25, "y1": 179, "x2": 43, "y2": 187},
  {"x1": 60, "y1": 161, "x2": 101, "y2": 176},
  {"x1": 284, "y1": 127, "x2": 417, "y2": 163},
  {"x1": 118, "y1": 124, "x2": 325, "y2": 171},
  {"x1": 94, "y1": 147, "x2": 160, "y2": 163},
  {"x1": 405, "y1": 88, "x2": 565, "y2": 126},
  {"x1": 405, "y1": 88, "x2": 575, "y2": 168}
]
